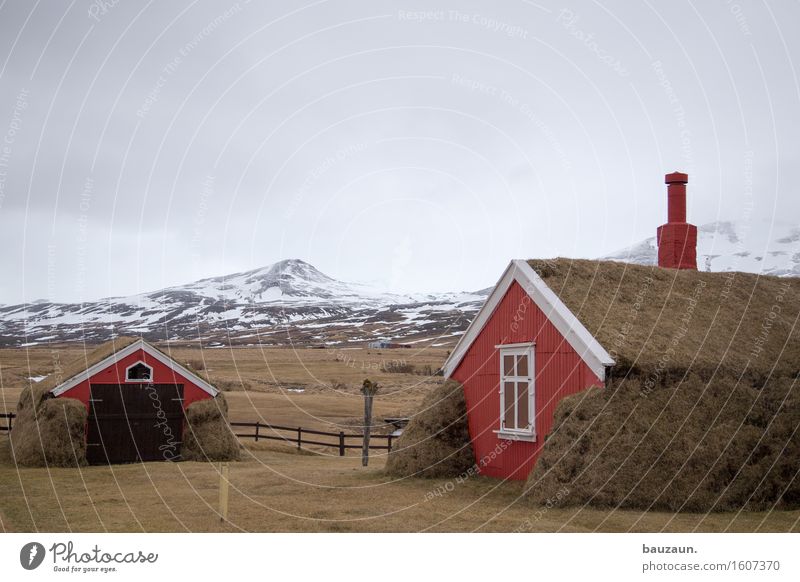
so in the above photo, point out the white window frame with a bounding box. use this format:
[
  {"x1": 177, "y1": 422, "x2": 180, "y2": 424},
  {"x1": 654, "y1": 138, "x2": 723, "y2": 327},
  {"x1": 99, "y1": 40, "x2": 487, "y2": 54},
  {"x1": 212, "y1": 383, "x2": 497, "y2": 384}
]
[
  {"x1": 125, "y1": 361, "x2": 153, "y2": 383},
  {"x1": 494, "y1": 343, "x2": 536, "y2": 442}
]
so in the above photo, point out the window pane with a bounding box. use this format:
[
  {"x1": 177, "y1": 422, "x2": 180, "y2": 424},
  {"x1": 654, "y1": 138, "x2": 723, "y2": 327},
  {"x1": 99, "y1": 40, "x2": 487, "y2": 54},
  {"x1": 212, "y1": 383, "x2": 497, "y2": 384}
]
[
  {"x1": 516, "y1": 354, "x2": 528, "y2": 376},
  {"x1": 503, "y1": 355, "x2": 515, "y2": 376},
  {"x1": 517, "y1": 381, "x2": 529, "y2": 428},
  {"x1": 503, "y1": 382, "x2": 515, "y2": 429},
  {"x1": 127, "y1": 362, "x2": 151, "y2": 380}
]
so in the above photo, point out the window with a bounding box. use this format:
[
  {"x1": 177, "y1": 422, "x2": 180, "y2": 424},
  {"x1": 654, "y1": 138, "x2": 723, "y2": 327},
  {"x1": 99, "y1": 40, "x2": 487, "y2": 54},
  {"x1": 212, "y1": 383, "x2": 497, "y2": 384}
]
[
  {"x1": 126, "y1": 361, "x2": 153, "y2": 382},
  {"x1": 496, "y1": 344, "x2": 535, "y2": 440}
]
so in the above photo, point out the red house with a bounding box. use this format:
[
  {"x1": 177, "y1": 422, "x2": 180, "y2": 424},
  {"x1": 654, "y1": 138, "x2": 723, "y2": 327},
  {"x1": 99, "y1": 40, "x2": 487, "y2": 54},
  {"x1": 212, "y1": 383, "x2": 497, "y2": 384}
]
[
  {"x1": 48, "y1": 337, "x2": 218, "y2": 464},
  {"x1": 442, "y1": 260, "x2": 615, "y2": 480},
  {"x1": 442, "y1": 171, "x2": 698, "y2": 481}
]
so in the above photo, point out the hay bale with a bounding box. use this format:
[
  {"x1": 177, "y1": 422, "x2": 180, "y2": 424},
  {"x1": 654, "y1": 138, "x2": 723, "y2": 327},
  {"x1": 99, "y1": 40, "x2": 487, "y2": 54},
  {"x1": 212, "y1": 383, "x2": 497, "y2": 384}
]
[
  {"x1": 525, "y1": 375, "x2": 800, "y2": 512},
  {"x1": 181, "y1": 394, "x2": 241, "y2": 462},
  {"x1": 9, "y1": 337, "x2": 167, "y2": 468},
  {"x1": 385, "y1": 380, "x2": 474, "y2": 478},
  {"x1": 9, "y1": 386, "x2": 87, "y2": 467}
]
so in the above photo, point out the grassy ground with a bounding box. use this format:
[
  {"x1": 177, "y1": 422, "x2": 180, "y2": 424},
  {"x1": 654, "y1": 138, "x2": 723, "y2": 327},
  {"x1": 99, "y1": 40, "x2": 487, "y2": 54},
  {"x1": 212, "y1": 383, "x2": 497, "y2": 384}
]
[
  {"x1": 0, "y1": 345, "x2": 447, "y2": 432},
  {"x1": 2, "y1": 436, "x2": 798, "y2": 533},
  {"x1": 1, "y1": 345, "x2": 798, "y2": 533}
]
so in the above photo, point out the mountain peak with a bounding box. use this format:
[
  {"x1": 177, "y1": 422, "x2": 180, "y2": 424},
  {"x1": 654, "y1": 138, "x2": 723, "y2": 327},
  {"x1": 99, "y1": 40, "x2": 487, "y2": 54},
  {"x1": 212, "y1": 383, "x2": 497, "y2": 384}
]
[
  {"x1": 0, "y1": 258, "x2": 489, "y2": 346},
  {"x1": 255, "y1": 259, "x2": 333, "y2": 284}
]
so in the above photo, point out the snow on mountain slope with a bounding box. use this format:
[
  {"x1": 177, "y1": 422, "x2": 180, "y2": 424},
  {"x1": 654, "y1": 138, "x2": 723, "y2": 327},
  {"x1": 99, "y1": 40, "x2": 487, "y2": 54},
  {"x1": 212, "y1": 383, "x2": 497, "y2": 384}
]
[
  {"x1": 8, "y1": 220, "x2": 794, "y2": 349},
  {"x1": 602, "y1": 220, "x2": 800, "y2": 277},
  {"x1": 0, "y1": 259, "x2": 488, "y2": 347}
]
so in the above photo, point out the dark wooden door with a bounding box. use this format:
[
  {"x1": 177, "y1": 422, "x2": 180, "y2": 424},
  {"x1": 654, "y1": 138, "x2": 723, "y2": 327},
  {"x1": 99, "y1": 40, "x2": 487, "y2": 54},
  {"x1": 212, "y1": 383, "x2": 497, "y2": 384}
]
[{"x1": 86, "y1": 383, "x2": 184, "y2": 464}]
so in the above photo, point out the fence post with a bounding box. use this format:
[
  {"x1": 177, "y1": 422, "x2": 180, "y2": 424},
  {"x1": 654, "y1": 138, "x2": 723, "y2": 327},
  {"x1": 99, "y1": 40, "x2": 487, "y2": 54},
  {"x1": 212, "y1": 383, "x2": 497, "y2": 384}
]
[
  {"x1": 255, "y1": 423, "x2": 260, "y2": 442},
  {"x1": 297, "y1": 427, "x2": 302, "y2": 449},
  {"x1": 387, "y1": 434, "x2": 392, "y2": 453},
  {"x1": 338, "y1": 431, "x2": 345, "y2": 456}
]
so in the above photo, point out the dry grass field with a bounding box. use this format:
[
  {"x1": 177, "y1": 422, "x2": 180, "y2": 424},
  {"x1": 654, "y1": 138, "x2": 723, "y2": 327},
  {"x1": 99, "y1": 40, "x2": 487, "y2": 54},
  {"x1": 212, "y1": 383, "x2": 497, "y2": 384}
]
[
  {"x1": 0, "y1": 345, "x2": 448, "y2": 432},
  {"x1": 1, "y1": 345, "x2": 798, "y2": 532},
  {"x1": 1, "y1": 436, "x2": 798, "y2": 533}
]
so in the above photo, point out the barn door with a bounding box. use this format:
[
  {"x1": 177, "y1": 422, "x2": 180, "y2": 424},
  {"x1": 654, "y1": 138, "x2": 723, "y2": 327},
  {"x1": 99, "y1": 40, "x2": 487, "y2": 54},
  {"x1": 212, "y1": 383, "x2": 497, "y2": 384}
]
[{"x1": 86, "y1": 383, "x2": 184, "y2": 464}]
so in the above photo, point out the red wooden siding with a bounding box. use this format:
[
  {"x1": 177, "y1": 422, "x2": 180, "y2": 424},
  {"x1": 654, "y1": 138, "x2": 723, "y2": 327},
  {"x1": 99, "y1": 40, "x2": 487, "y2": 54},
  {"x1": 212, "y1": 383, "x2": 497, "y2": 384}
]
[
  {"x1": 452, "y1": 280, "x2": 603, "y2": 480},
  {"x1": 57, "y1": 348, "x2": 212, "y2": 412}
]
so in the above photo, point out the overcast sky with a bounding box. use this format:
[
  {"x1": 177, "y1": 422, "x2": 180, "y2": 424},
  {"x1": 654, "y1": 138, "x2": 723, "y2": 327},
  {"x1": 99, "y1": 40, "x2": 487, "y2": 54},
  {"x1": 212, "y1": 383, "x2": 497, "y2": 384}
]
[{"x1": 0, "y1": 0, "x2": 798, "y2": 304}]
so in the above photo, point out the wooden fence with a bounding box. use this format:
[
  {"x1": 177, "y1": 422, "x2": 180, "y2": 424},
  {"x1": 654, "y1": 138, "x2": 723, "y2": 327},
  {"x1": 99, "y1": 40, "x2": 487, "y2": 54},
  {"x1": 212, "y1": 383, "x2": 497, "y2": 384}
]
[
  {"x1": 230, "y1": 421, "x2": 394, "y2": 456},
  {"x1": 0, "y1": 413, "x2": 393, "y2": 458},
  {"x1": 0, "y1": 412, "x2": 14, "y2": 433}
]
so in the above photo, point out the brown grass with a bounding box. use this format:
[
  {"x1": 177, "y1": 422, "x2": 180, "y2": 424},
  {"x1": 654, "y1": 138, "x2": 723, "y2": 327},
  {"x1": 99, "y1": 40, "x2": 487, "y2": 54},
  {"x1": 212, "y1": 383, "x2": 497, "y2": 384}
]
[
  {"x1": 385, "y1": 380, "x2": 474, "y2": 478},
  {"x1": 1, "y1": 346, "x2": 450, "y2": 437},
  {"x1": 1, "y1": 434, "x2": 797, "y2": 532},
  {"x1": 184, "y1": 359, "x2": 206, "y2": 371},
  {"x1": 2, "y1": 336, "x2": 797, "y2": 529},
  {"x1": 528, "y1": 259, "x2": 800, "y2": 381},
  {"x1": 526, "y1": 374, "x2": 800, "y2": 512},
  {"x1": 181, "y1": 395, "x2": 241, "y2": 462}
]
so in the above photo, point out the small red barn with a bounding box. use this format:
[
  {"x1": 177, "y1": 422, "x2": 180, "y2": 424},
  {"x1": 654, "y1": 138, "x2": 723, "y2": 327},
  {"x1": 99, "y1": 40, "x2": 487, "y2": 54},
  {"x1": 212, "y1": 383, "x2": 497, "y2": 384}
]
[
  {"x1": 48, "y1": 337, "x2": 218, "y2": 464},
  {"x1": 442, "y1": 260, "x2": 615, "y2": 480}
]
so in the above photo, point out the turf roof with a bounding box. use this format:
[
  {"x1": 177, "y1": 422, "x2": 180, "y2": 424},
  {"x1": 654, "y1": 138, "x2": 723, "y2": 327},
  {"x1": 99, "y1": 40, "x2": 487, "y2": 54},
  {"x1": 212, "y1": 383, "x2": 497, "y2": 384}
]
[
  {"x1": 36, "y1": 336, "x2": 141, "y2": 396},
  {"x1": 527, "y1": 258, "x2": 799, "y2": 382}
]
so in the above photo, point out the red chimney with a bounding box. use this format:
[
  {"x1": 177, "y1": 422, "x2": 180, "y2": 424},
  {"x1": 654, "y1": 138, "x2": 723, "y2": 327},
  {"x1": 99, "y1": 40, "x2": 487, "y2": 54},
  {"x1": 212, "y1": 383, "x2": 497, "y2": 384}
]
[{"x1": 657, "y1": 171, "x2": 697, "y2": 270}]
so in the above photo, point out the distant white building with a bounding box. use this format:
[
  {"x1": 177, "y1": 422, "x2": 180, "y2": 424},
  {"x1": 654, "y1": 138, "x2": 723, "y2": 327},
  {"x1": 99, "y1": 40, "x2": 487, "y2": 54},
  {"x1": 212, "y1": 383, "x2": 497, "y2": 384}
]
[{"x1": 368, "y1": 340, "x2": 392, "y2": 349}]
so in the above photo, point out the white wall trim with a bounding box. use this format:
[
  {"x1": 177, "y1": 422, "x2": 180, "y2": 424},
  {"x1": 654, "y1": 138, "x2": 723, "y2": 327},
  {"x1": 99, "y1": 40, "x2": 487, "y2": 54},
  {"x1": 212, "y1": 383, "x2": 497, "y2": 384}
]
[
  {"x1": 499, "y1": 344, "x2": 535, "y2": 437},
  {"x1": 50, "y1": 339, "x2": 219, "y2": 397},
  {"x1": 443, "y1": 259, "x2": 614, "y2": 381},
  {"x1": 494, "y1": 342, "x2": 534, "y2": 349},
  {"x1": 493, "y1": 430, "x2": 536, "y2": 442}
]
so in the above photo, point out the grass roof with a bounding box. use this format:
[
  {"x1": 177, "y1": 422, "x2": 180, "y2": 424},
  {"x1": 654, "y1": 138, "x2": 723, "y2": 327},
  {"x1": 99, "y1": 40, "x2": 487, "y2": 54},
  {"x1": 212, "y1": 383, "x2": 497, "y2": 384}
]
[
  {"x1": 35, "y1": 336, "x2": 142, "y2": 396},
  {"x1": 527, "y1": 259, "x2": 799, "y2": 382}
]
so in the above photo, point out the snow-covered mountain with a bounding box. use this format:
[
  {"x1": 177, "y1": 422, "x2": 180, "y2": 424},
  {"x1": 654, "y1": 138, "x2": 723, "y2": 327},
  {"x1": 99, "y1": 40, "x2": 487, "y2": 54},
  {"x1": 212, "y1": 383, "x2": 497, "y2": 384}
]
[
  {"x1": 6, "y1": 220, "x2": 795, "y2": 347},
  {"x1": 602, "y1": 219, "x2": 800, "y2": 277},
  {"x1": 0, "y1": 260, "x2": 488, "y2": 347}
]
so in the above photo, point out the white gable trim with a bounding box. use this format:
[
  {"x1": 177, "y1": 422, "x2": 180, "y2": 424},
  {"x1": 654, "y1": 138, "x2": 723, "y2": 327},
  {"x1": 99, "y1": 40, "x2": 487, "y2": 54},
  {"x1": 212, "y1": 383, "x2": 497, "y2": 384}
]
[
  {"x1": 443, "y1": 260, "x2": 614, "y2": 382},
  {"x1": 50, "y1": 339, "x2": 219, "y2": 397}
]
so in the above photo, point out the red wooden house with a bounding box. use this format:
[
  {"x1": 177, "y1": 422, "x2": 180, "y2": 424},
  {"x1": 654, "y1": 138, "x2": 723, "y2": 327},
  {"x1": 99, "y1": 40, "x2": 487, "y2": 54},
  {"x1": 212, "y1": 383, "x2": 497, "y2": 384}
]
[
  {"x1": 48, "y1": 337, "x2": 218, "y2": 464},
  {"x1": 442, "y1": 172, "x2": 699, "y2": 481},
  {"x1": 442, "y1": 260, "x2": 614, "y2": 480}
]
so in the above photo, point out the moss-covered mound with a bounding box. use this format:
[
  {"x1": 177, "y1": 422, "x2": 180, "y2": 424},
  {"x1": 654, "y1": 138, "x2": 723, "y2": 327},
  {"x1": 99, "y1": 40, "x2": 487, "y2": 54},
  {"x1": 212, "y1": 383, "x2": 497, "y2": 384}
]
[
  {"x1": 9, "y1": 386, "x2": 88, "y2": 467},
  {"x1": 385, "y1": 380, "x2": 474, "y2": 478},
  {"x1": 525, "y1": 375, "x2": 800, "y2": 512},
  {"x1": 181, "y1": 394, "x2": 241, "y2": 462}
]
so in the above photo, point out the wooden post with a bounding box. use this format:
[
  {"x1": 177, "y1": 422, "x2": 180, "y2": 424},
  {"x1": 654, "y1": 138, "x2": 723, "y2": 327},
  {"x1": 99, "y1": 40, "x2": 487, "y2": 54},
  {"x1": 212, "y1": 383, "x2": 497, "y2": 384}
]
[
  {"x1": 338, "y1": 431, "x2": 345, "y2": 456},
  {"x1": 360, "y1": 379, "x2": 380, "y2": 467},
  {"x1": 297, "y1": 427, "x2": 302, "y2": 449},
  {"x1": 254, "y1": 423, "x2": 260, "y2": 442},
  {"x1": 362, "y1": 394, "x2": 373, "y2": 466},
  {"x1": 387, "y1": 434, "x2": 393, "y2": 453},
  {"x1": 218, "y1": 463, "x2": 230, "y2": 523}
]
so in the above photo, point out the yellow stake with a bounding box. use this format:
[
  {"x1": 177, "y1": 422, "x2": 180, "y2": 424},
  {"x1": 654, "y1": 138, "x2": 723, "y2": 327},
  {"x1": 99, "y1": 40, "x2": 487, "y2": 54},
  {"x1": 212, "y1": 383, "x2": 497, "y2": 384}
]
[{"x1": 219, "y1": 462, "x2": 230, "y2": 523}]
